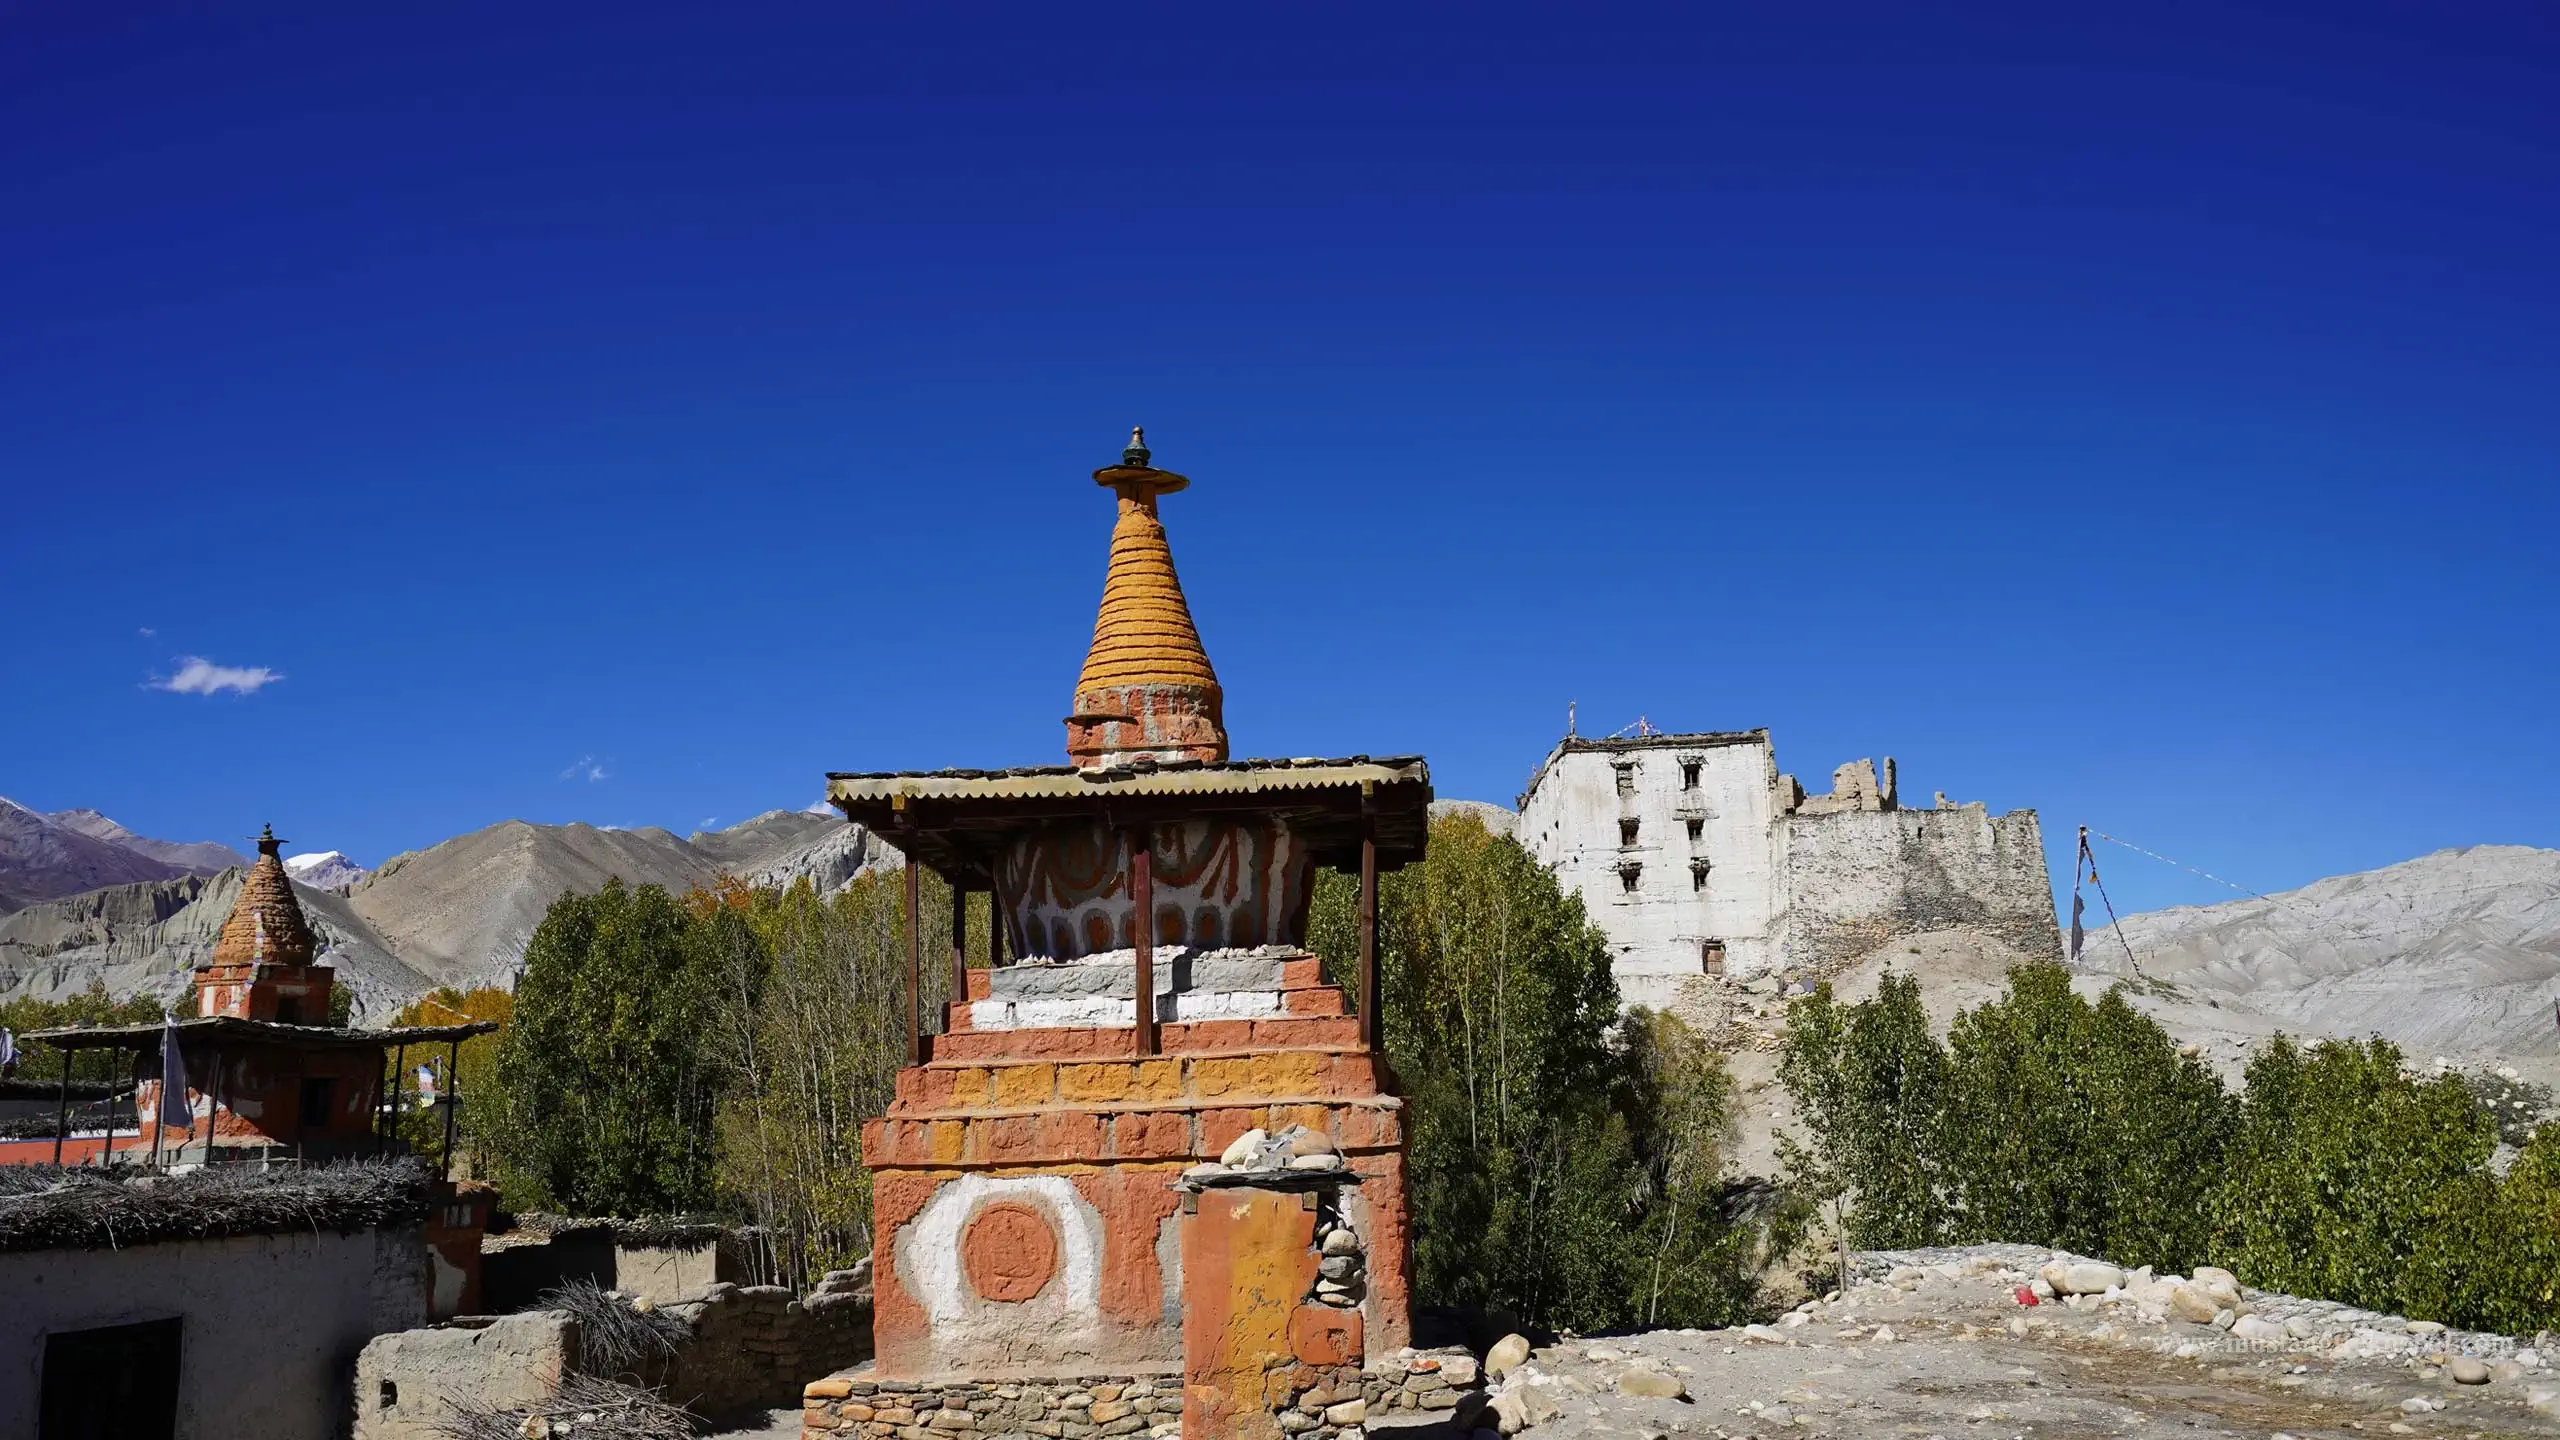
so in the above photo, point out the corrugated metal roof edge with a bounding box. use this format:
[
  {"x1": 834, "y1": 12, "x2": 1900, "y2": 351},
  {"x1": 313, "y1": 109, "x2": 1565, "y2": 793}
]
[{"x1": 825, "y1": 755, "x2": 1425, "y2": 783}]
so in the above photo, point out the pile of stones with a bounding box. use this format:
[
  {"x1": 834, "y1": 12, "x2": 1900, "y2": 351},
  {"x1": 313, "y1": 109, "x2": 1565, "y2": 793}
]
[
  {"x1": 1309, "y1": 1206, "x2": 1363, "y2": 1310},
  {"x1": 1181, "y1": 1124, "x2": 1348, "y2": 1182}
]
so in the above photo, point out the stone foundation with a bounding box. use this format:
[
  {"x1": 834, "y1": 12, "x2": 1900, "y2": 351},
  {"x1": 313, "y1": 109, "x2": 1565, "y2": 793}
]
[{"x1": 802, "y1": 1351, "x2": 1484, "y2": 1440}]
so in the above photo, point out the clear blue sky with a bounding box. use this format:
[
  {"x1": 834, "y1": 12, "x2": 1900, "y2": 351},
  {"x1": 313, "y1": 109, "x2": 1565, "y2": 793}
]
[{"x1": 5, "y1": 2, "x2": 2553, "y2": 915}]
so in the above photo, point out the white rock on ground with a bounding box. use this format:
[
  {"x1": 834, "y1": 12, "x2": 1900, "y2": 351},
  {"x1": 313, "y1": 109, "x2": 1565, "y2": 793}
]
[{"x1": 1465, "y1": 1243, "x2": 2556, "y2": 1440}]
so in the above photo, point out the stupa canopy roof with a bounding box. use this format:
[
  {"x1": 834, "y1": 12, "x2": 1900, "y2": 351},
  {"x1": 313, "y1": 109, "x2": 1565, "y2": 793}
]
[
  {"x1": 24, "y1": 1014, "x2": 497, "y2": 1053},
  {"x1": 827, "y1": 754, "x2": 1433, "y2": 887}
]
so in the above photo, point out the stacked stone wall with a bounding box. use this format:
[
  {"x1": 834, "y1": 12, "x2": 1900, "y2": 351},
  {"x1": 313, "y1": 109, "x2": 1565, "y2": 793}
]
[
  {"x1": 801, "y1": 1350, "x2": 1486, "y2": 1440},
  {"x1": 1777, "y1": 804, "x2": 2061, "y2": 977},
  {"x1": 664, "y1": 1280, "x2": 875, "y2": 1418}
]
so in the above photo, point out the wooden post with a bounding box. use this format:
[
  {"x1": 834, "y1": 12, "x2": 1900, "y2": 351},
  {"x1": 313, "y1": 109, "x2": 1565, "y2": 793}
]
[
  {"x1": 386, "y1": 1043, "x2": 408, "y2": 1145},
  {"x1": 988, "y1": 884, "x2": 1008, "y2": 967},
  {"x1": 1359, "y1": 820, "x2": 1380, "y2": 1054},
  {"x1": 1130, "y1": 828, "x2": 1157, "y2": 1056},
  {"x1": 204, "y1": 1048, "x2": 226, "y2": 1166},
  {"x1": 904, "y1": 857, "x2": 924, "y2": 1066},
  {"x1": 949, "y1": 884, "x2": 970, "y2": 1018},
  {"x1": 51, "y1": 1048, "x2": 71, "y2": 1166},
  {"x1": 440, "y1": 1038, "x2": 462, "y2": 1180}
]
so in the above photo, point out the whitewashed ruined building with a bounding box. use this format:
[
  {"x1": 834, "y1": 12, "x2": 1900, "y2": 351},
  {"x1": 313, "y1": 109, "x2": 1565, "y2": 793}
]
[{"x1": 1517, "y1": 729, "x2": 2060, "y2": 1010}]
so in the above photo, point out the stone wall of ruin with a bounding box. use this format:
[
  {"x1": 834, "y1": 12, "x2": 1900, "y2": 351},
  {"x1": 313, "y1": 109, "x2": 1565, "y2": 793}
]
[{"x1": 1775, "y1": 803, "x2": 2062, "y2": 978}]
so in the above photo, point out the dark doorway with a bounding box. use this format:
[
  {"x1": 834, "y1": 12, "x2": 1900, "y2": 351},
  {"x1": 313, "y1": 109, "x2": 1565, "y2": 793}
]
[
  {"x1": 300, "y1": 1077, "x2": 335, "y2": 1134},
  {"x1": 40, "y1": 1317, "x2": 181, "y2": 1440}
]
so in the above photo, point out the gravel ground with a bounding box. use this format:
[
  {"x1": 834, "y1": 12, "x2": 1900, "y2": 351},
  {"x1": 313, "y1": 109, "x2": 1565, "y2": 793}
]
[{"x1": 1481, "y1": 1245, "x2": 2558, "y2": 1440}]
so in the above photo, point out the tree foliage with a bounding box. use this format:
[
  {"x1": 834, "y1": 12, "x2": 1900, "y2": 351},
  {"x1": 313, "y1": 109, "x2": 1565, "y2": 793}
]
[
  {"x1": 705, "y1": 870, "x2": 972, "y2": 1290},
  {"x1": 382, "y1": 985, "x2": 513, "y2": 1175},
  {"x1": 1309, "y1": 812, "x2": 1780, "y2": 1331},
  {"x1": 0, "y1": 982, "x2": 163, "y2": 1084},
  {"x1": 1779, "y1": 963, "x2": 2560, "y2": 1334},
  {"x1": 488, "y1": 881, "x2": 730, "y2": 1215}
]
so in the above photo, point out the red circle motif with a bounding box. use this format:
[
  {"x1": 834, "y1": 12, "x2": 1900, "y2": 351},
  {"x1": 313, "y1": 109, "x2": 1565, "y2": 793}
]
[{"x1": 961, "y1": 1201, "x2": 1060, "y2": 1303}]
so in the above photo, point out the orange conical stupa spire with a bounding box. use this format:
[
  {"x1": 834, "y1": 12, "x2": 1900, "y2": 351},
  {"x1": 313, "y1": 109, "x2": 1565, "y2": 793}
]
[
  {"x1": 1066, "y1": 427, "x2": 1228, "y2": 768},
  {"x1": 196, "y1": 823, "x2": 334, "y2": 1020}
]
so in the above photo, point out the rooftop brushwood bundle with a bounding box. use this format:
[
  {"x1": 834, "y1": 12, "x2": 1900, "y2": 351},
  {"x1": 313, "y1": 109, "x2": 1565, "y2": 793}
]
[
  {"x1": 433, "y1": 1373, "x2": 696, "y2": 1440},
  {"x1": 0, "y1": 1158, "x2": 432, "y2": 1252},
  {"x1": 500, "y1": 1211, "x2": 734, "y2": 1252},
  {"x1": 539, "y1": 1278, "x2": 691, "y2": 1384}
]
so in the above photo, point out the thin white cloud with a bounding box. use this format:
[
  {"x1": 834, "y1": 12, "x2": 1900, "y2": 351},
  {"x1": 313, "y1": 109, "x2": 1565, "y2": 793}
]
[
  {"x1": 138, "y1": 626, "x2": 157, "y2": 638},
  {"x1": 560, "y1": 756, "x2": 610, "y2": 783},
  {"x1": 699, "y1": 816, "x2": 719, "y2": 829},
  {"x1": 149, "y1": 656, "x2": 282, "y2": 696}
]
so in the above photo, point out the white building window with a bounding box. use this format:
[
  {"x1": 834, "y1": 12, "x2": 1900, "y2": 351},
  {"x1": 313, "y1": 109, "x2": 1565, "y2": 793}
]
[
  {"x1": 1701, "y1": 939, "x2": 1727, "y2": 976},
  {"x1": 1681, "y1": 761, "x2": 1701, "y2": 790},
  {"x1": 1619, "y1": 817, "x2": 1640, "y2": 847},
  {"x1": 1618, "y1": 862, "x2": 1642, "y2": 893},
  {"x1": 1685, "y1": 817, "x2": 1704, "y2": 842}
]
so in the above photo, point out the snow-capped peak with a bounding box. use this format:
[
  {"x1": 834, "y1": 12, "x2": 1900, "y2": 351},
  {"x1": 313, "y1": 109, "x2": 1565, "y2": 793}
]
[{"x1": 284, "y1": 850, "x2": 369, "y2": 890}]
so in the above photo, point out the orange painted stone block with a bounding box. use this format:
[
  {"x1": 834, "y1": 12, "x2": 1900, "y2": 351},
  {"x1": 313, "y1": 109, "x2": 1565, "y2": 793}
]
[
  {"x1": 1270, "y1": 1103, "x2": 1330, "y2": 1135},
  {"x1": 1060, "y1": 1061, "x2": 1135, "y2": 1104},
  {"x1": 1114, "y1": 1109, "x2": 1193, "y2": 1160},
  {"x1": 928, "y1": 1120, "x2": 968, "y2": 1165},
  {"x1": 1282, "y1": 988, "x2": 1344, "y2": 1017},
  {"x1": 1336, "y1": 1104, "x2": 1400, "y2": 1150},
  {"x1": 1277, "y1": 957, "x2": 1324, "y2": 989},
  {"x1": 966, "y1": 969, "x2": 993, "y2": 1001},
  {"x1": 1265, "y1": 1051, "x2": 1325, "y2": 1097},
  {"x1": 1036, "y1": 1109, "x2": 1106, "y2": 1156},
  {"x1": 1190, "y1": 1056, "x2": 1262, "y2": 1099},
  {"x1": 1251, "y1": 1017, "x2": 1359, "y2": 1049},
  {"x1": 1199, "y1": 1107, "x2": 1259, "y2": 1158},
  {"x1": 1182, "y1": 1187, "x2": 1318, "y2": 1440},
  {"x1": 992, "y1": 1062, "x2": 1058, "y2": 1107},
  {"x1": 978, "y1": 1114, "x2": 1040, "y2": 1163},
  {"x1": 1183, "y1": 1020, "x2": 1256, "y2": 1051},
  {"x1": 1288, "y1": 1304, "x2": 1363, "y2": 1368},
  {"x1": 1132, "y1": 1058, "x2": 1184, "y2": 1102}
]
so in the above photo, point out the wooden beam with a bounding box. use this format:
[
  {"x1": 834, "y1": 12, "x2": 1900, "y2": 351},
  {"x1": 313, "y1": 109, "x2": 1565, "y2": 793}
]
[
  {"x1": 904, "y1": 855, "x2": 924, "y2": 1066},
  {"x1": 1359, "y1": 819, "x2": 1380, "y2": 1054},
  {"x1": 1130, "y1": 827, "x2": 1158, "y2": 1056}
]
